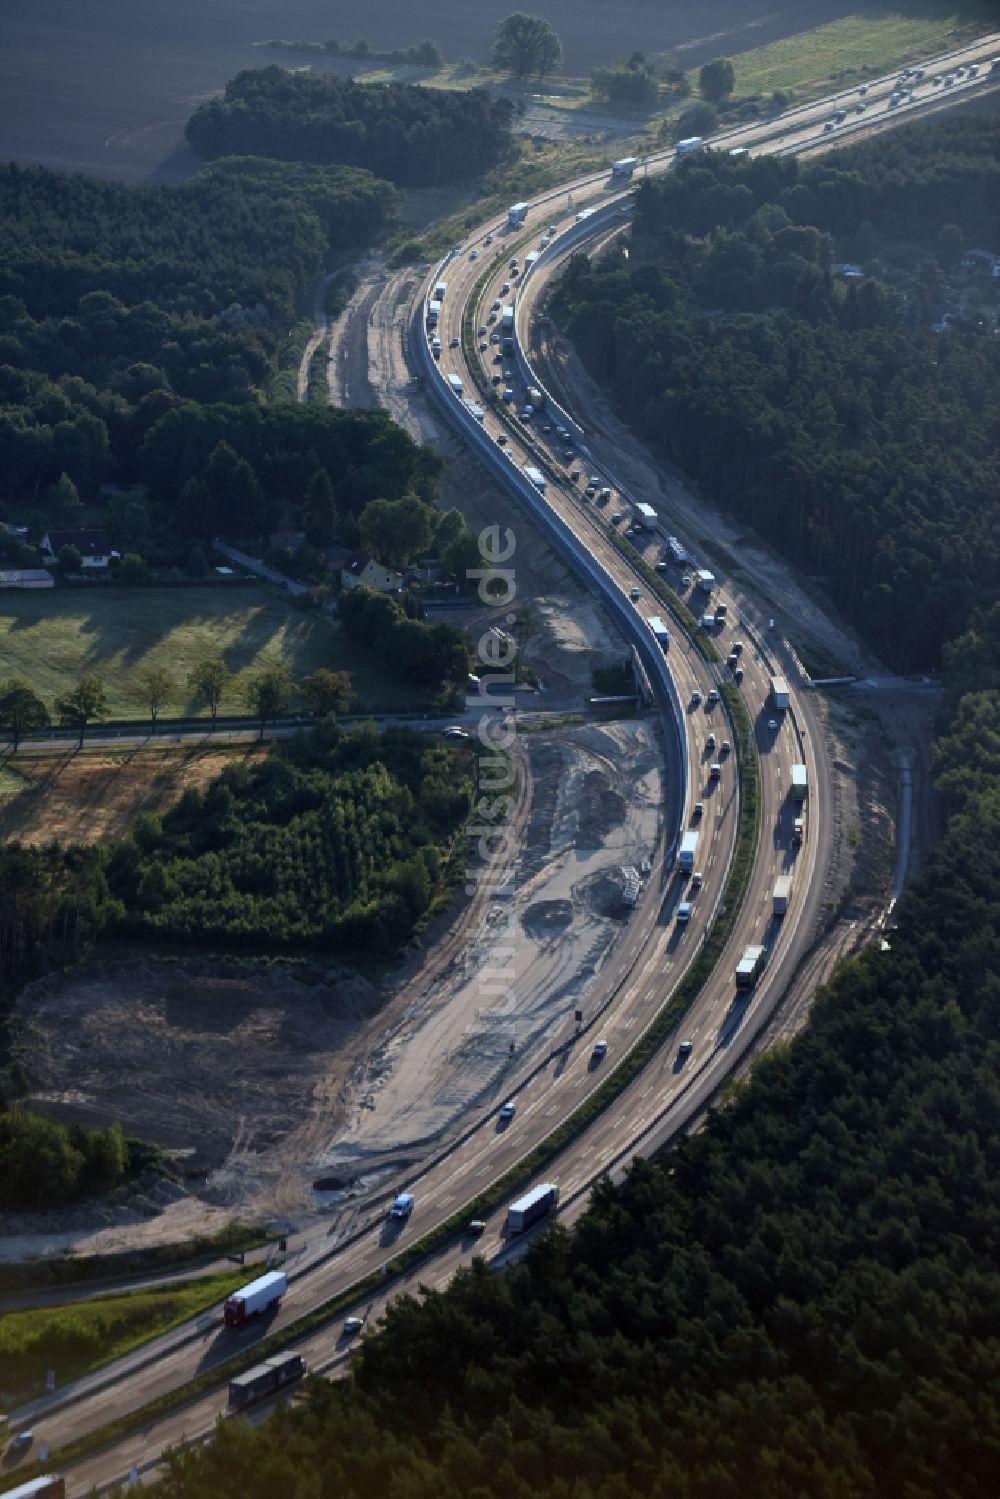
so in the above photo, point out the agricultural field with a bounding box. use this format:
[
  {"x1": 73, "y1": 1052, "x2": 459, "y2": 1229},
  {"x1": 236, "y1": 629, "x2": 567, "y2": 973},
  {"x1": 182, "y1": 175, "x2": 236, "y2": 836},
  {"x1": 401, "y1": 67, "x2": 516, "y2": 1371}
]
[
  {"x1": 717, "y1": 9, "x2": 979, "y2": 99},
  {"x1": 0, "y1": 745, "x2": 265, "y2": 847},
  {"x1": 4, "y1": 1, "x2": 975, "y2": 183},
  {"x1": 0, "y1": 585, "x2": 428, "y2": 721},
  {"x1": 0, "y1": 1268, "x2": 246, "y2": 1404}
]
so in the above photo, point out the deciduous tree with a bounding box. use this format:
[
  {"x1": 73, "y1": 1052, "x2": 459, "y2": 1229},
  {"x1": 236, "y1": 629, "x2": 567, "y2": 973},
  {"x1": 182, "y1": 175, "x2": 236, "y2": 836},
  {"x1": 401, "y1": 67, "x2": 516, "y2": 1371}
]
[
  {"x1": 244, "y1": 666, "x2": 292, "y2": 738},
  {"x1": 699, "y1": 56, "x2": 735, "y2": 103},
  {"x1": 188, "y1": 658, "x2": 231, "y2": 727},
  {"x1": 57, "y1": 673, "x2": 109, "y2": 747},
  {"x1": 136, "y1": 666, "x2": 174, "y2": 733},
  {"x1": 491, "y1": 12, "x2": 562, "y2": 80},
  {"x1": 0, "y1": 679, "x2": 50, "y2": 750}
]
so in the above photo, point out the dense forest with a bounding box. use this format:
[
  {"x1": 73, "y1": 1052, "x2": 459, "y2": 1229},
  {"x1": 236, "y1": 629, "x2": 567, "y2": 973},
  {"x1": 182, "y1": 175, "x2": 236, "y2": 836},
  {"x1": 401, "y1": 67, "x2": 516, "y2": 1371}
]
[
  {"x1": 550, "y1": 114, "x2": 1000, "y2": 669},
  {"x1": 185, "y1": 68, "x2": 515, "y2": 187},
  {"x1": 0, "y1": 157, "x2": 470, "y2": 566},
  {"x1": 153, "y1": 667, "x2": 1000, "y2": 1497},
  {"x1": 0, "y1": 725, "x2": 473, "y2": 969}
]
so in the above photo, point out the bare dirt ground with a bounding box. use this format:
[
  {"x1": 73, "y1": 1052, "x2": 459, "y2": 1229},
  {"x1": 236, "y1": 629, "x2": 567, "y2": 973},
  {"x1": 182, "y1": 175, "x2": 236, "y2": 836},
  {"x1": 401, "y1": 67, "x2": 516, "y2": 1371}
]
[
  {"x1": 5, "y1": 713, "x2": 659, "y2": 1257},
  {"x1": 0, "y1": 746, "x2": 262, "y2": 847}
]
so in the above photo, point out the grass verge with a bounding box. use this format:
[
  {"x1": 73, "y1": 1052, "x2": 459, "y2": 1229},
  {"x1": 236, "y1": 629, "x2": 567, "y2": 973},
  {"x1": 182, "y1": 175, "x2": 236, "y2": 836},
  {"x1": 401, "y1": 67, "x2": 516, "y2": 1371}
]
[
  {"x1": 714, "y1": 9, "x2": 983, "y2": 102},
  {"x1": 0, "y1": 1270, "x2": 249, "y2": 1410},
  {"x1": 271, "y1": 317, "x2": 315, "y2": 403}
]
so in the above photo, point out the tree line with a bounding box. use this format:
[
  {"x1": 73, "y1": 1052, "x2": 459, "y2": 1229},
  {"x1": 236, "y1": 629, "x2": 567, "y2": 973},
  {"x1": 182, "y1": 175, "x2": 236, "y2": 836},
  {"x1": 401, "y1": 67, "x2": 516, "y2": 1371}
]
[
  {"x1": 550, "y1": 115, "x2": 1000, "y2": 670},
  {"x1": 185, "y1": 68, "x2": 515, "y2": 187}
]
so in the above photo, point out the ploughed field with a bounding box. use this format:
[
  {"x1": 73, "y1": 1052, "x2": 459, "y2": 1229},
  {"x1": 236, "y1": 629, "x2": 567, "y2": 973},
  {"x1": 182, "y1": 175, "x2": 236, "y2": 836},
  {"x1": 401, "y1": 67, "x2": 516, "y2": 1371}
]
[{"x1": 2, "y1": 0, "x2": 867, "y2": 181}]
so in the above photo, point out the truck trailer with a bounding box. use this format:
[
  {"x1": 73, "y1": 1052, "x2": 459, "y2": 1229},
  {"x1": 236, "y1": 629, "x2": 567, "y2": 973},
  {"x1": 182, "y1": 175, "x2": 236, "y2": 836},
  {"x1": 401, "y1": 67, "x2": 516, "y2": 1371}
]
[
  {"x1": 735, "y1": 944, "x2": 767, "y2": 989},
  {"x1": 678, "y1": 830, "x2": 699, "y2": 872},
  {"x1": 772, "y1": 875, "x2": 792, "y2": 916},
  {"x1": 647, "y1": 616, "x2": 670, "y2": 650},
  {"x1": 523, "y1": 466, "x2": 547, "y2": 494},
  {"x1": 508, "y1": 201, "x2": 529, "y2": 226},
  {"x1": 635, "y1": 502, "x2": 658, "y2": 528},
  {"x1": 228, "y1": 1352, "x2": 306, "y2": 1411},
  {"x1": 447, "y1": 373, "x2": 464, "y2": 397},
  {"x1": 4, "y1": 1481, "x2": 67, "y2": 1499},
  {"x1": 770, "y1": 675, "x2": 790, "y2": 711},
  {"x1": 790, "y1": 763, "x2": 808, "y2": 800},
  {"x1": 507, "y1": 1182, "x2": 560, "y2": 1234},
  {"x1": 224, "y1": 1269, "x2": 287, "y2": 1328}
]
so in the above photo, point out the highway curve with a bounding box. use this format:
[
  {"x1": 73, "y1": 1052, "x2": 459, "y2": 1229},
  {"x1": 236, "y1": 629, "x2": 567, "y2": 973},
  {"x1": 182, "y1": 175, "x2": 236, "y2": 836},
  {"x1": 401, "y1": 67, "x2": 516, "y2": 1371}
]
[{"x1": 16, "y1": 30, "x2": 1000, "y2": 1498}]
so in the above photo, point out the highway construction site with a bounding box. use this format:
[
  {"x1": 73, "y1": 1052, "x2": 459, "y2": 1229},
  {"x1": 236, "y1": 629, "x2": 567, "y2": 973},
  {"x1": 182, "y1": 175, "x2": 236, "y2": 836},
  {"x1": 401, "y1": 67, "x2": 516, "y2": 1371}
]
[{"x1": 10, "y1": 700, "x2": 666, "y2": 1260}]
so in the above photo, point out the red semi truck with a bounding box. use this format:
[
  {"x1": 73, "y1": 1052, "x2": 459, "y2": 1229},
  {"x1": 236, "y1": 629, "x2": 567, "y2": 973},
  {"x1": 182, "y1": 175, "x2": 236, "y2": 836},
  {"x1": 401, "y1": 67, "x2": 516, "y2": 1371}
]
[{"x1": 224, "y1": 1269, "x2": 287, "y2": 1328}]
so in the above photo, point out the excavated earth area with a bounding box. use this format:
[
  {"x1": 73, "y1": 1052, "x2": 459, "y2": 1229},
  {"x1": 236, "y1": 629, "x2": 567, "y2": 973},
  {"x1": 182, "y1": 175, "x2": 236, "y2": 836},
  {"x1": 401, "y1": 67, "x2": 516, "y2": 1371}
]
[{"x1": 3, "y1": 715, "x2": 659, "y2": 1259}]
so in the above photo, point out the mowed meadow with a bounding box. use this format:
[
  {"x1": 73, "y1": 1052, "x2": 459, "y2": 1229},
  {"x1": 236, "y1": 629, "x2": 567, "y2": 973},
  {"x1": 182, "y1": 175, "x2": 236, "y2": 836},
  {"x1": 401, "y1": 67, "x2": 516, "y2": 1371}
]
[
  {"x1": 2, "y1": 0, "x2": 871, "y2": 181},
  {"x1": 0, "y1": 585, "x2": 427, "y2": 719}
]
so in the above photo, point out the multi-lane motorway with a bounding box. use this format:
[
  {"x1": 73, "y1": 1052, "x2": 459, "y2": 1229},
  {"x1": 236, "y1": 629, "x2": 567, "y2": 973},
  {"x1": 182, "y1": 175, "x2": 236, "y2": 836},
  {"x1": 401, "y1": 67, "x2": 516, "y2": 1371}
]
[{"x1": 11, "y1": 31, "x2": 998, "y2": 1497}]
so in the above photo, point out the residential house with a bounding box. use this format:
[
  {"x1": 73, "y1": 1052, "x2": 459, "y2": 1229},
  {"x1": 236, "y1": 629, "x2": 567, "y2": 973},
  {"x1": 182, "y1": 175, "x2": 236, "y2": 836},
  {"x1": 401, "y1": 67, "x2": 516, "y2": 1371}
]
[
  {"x1": 41, "y1": 528, "x2": 112, "y2": 570},
  {"x1": 340, "y1": 553, "x2": 403, "y2": 594}
]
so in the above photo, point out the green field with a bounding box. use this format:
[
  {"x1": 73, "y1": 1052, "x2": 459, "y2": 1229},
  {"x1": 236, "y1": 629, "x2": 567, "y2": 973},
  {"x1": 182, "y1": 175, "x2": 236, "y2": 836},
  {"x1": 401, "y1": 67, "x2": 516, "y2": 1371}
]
[
  {"x1": 720, "y1": 10, "x2": 976, "y2": 98},
  {"x1": 0, "y1": 585, "x2": 430, "y2": 720},
  {"x1": 0, "y1": 1268, "x2": 246, "y2": 1404}
]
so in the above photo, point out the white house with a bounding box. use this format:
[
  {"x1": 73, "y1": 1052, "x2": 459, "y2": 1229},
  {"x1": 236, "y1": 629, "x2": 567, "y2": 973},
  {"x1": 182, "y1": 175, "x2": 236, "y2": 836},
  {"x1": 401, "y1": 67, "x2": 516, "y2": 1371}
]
[
  {"x1": 41, "y1": 528, "x2": 111, "y2": 570},
  {"x1": 340, "y1": 553, "x2": 403, "y2": 594}
]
